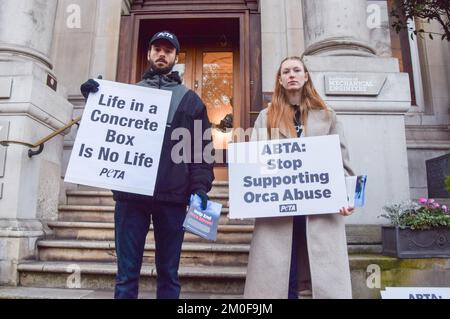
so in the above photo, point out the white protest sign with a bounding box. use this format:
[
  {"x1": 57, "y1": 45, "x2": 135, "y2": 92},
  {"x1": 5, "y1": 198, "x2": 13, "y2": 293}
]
[
  {"x1": 65, "y1": 79, "x2": 172, "y2": 195},
  {"x1": 345, "y1": 176, "x2": 357, "y2": 208},
  {"x1": 381, "y1": 287, "x2": 450, "y2": 299},
  {"x1": 228, "y1": 135, "x2": 347, "y2": 218}
]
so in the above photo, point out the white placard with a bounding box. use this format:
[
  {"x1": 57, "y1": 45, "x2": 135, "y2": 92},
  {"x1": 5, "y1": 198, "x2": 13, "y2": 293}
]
[
  {"x1": 0, "y1": 120, "x2": 10, "y2": 199},
  {"x1": 381, "y1": 287, "x2": 450, "y2": 299},
  {"x1": 228, "y1": 135, "x2": 348, "y2": 218},
  {"x1": 345, "y1": 176, "x2": 357, "y2": 208},
  {"x1": 65, "y1": 79, "x2": 172, "y2": 195},
  {"x1": 0, "y1": 120, "x2": 9, "y2": 178}
]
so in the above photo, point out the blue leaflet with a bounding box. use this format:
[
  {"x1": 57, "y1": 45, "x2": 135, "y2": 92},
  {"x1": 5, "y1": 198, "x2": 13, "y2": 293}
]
[
  {"x1": 354, "y1": 175, "x2": 367, "y2": 207},
  {"x1": 183, "y1": 194, "x2": 222, "y2": 241},
  {"x1": 346, "y1": 175, "x2": 367, "y2": 208}
]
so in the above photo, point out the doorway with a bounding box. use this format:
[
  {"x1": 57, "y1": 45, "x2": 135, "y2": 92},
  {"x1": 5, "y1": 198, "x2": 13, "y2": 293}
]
[
  {"x1": 117, "y1": 10, "x2": 262, "y2": 180},
  {"x1": 177, "y1": 48, "x2": 236, "y2": 164}
]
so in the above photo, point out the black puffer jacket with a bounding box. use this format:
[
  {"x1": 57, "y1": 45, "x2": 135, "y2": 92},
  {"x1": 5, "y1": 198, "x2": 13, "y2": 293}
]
[{"x1": 112, "y1": 70, "x2": 215, "y2": 204}]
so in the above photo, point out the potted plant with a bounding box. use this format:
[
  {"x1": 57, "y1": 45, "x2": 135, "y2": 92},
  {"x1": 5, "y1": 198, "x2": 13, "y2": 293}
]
[{"x1": 380, "y1": 198, "x2": 450, "y2": 258}]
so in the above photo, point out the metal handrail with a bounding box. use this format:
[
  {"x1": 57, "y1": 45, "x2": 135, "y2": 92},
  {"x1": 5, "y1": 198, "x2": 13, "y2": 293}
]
[{"x1": 0, "y1": 116, "x2": 81, "y2": 158}]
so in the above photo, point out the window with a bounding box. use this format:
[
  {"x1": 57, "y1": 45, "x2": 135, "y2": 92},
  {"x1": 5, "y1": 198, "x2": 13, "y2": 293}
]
[
  {"x1": 369, "y1": 0, "x2": 424, "y2": 107},
  {"x1": 386, "y1": 0, "x2": 424, "y2": 107}
]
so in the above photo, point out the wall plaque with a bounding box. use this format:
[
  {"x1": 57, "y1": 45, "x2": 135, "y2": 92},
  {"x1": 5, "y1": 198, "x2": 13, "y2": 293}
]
[{"x1": 325, "y1": 73, "x2": 387, "y2": 96}]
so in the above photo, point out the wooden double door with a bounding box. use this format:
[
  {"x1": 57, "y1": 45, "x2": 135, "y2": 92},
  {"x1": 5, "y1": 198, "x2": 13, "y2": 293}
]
[
  {"x1": 118, "y1": 14, "x2": 262, "y2": 174},
  {"x1": 176, "y1": 43, "x2": 238, "y2": 158}
]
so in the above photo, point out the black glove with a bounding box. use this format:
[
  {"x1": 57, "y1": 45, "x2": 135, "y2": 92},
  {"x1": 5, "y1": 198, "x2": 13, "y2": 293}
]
[
  {"x1": 219, "y1": 113, "x2": 233, "y2": 131},
  {"x1": 80, "y1": 78, "x2": 100, "y2": 99},
  {"x1": 192, "y1": 190, "x2": 209, "y2": 210}
]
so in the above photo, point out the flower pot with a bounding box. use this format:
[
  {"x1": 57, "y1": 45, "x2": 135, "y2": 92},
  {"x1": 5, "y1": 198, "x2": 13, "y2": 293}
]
[{"x1": 382, "y1": 226, "x2": 450, "y2": 258}]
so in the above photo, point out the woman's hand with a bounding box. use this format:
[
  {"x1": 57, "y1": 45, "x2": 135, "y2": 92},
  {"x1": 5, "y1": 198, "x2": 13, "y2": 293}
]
[{"x1": 339, "y1": 206, "x2": 355, "y2": 216}]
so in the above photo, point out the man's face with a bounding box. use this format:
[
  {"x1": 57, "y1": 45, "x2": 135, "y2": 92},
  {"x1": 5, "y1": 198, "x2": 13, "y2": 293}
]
[{"x1": 147, "y1": 40, "x2": 178, "y2": 75}]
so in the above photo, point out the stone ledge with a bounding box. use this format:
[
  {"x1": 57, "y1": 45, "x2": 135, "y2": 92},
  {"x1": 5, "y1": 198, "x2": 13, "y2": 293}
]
[
  {"x1": 58, "y1": 204, "x2": 231, "y2": 214},
  {"x1": 0, "y1": 219, "x2": 44, "y2": 238},
  {"x1": 17, "y1": 261, "x2": 247, "y2": 278},
  {"x1": 37, "y1": 239, "x2": 251, "y2": 253},
  {"x1": 65, "y1": 190, "x2": 230, "y2": 199},
  {"x1": 15, "y1": 255, "x2": 450, "y2": 298},
  {"x1": 47, "y1": 220, "x2": 254, "y2": 233},
  {"x1": 0, "y1": 286, "x2": 242, "y2": 299}
]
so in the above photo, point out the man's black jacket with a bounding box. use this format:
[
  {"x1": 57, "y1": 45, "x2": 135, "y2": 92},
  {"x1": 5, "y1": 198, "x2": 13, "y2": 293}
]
[{"x1": 112, "y1": 71, "x2": 214, "y2": 204}]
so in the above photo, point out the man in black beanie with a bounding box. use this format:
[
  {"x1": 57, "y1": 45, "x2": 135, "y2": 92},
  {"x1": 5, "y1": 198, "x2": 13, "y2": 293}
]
[{"x1": 80, "y1": 30, "x2": 214, "y2": 299}]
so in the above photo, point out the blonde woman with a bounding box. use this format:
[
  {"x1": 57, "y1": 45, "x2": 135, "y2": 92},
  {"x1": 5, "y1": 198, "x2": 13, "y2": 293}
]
[{"x1": 244, "y1": 57, "x2": 355, "y2": 299}]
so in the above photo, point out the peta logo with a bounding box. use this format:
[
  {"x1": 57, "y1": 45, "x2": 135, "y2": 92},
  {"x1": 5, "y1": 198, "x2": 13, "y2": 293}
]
[
  {"x1": 157, "y1": 32, "x2": 174, "y2": 39},
  {"x1": 279, "y1": 204, "x2": 297, "y2": 213}
]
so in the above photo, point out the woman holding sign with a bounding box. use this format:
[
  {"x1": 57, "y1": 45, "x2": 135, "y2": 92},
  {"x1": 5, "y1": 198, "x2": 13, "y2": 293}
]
[{"x1": 244, "y1": 56, "x2": 355, "y2": 299}]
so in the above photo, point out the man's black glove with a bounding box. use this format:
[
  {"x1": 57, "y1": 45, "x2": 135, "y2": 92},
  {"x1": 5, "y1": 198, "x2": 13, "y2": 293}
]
[
  {"x1": 218, "y1": 113, "x2": 233, "y2": 132},
  {"x1": 80, "y1": 79, "x2": 100, "y2": 99},
  {"x1": 192, "y1": 190, "x2": 209, "y2": 210}
]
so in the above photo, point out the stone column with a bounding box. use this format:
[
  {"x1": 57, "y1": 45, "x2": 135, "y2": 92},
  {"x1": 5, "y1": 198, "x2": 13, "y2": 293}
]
[
  {"x1": 0, "y1": 0, "x2": 73, "y2": 284},
  {"x1": 302, "y1": 0, "x2": 375, "y2": 56},
  {"x1": 0, "y1": 0, "x2": 57, "y2": 68},
  {"x1": 299, "y1": 0, "x2": 411, "y2": 225}
]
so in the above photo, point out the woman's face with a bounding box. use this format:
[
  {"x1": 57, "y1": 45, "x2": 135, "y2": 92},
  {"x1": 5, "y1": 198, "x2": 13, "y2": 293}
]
[{"x1": 279, "y1": 59, "x2": 308, "y2": 91}]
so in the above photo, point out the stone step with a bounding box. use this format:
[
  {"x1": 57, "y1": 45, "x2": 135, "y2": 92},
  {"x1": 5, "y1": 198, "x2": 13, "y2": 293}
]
[
  {"x1": 47, "y1": 221, "x2": 254, "y2": 244},
  {"x1": 66, "y1": 191, "x2": 230, "y2": 207},
  {"x1": 57, "y1": 205, "x2": 382, "y2": 244},
  {"x1": 46, "y1": 221, "x2": 381, "y2": 252},
  {"x1": 58, "y1": 205, "x2": 115, "y2": 222},
  {"x1": 58, "y1": 205, "x2": 252, "y2": 225},
  {"x1": 17, "y1": 261, "x2": 246, "y2": 295},
  {"x1": 348, "y1": 244, "x2": 382, "y2": 254},
  {"x1": 348, "y1": 254, "x2": 450, "y2": 298},
  {"x1": 212, "y1": 181, "x2": 229, "y2": 187},
  {"x1": 0, "y1": 286, "x2": 242, "y2": 299},
  {"x1": 207, "y1": 183, "x2": 229, "y2": 196},
  {"x1": 37, "y1": 237, "x2": 381, "y2": 266},
  {"x1": 345, "y1": 225, "x2": 381, "y2": 244},
  {"x1": 18, "y1": 254, "x2": 450, "y2": 298},
  {"x1": 75, "y1": 181, "x2": 229, "y2": 192},
  {"x1": 37, "y1": 240, "x2": 250, "y2": 266},
  {"x1": 66, "y1": 191, "x2": 115, "y2": 206}
]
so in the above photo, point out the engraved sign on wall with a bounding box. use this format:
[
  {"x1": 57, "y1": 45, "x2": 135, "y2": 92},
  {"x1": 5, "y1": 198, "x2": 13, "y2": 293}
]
[
  {"x1": 0, "y1": 121, "x2": 10, "y2": 199},
  {"x1": 325, "y1": 73, "x2": 387, "y2": 96}
]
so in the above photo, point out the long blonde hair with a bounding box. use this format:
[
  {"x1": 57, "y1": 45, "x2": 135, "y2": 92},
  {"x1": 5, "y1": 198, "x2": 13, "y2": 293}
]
[{"x1": 267, "y1": 56, "x2": 328, "y2": 137}]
